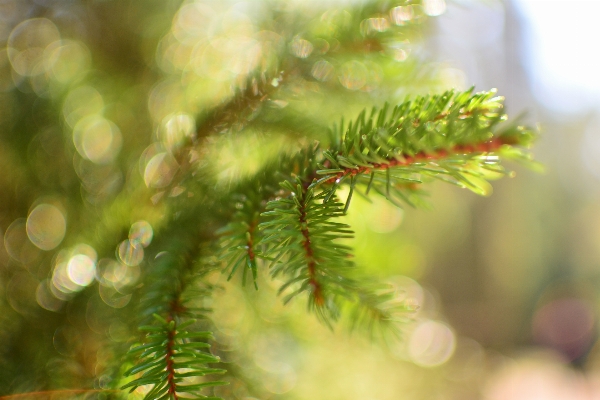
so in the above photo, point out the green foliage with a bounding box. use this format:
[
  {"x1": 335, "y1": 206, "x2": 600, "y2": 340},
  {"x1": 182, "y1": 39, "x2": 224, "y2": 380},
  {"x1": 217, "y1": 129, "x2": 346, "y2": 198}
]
[
  {"x1": 317, "y1": 88, "x2": 537, "y2": 206},
  {"x1": 260, "y1": 176, "x2": 414, "y2": 333},
  {"x1": 260, "y1": 179, "x2": 355, "y2": 323},
  {"x1": 120, "y1": 222, "x2": 227, "y2": 399},
  {"x1": 122, "y1": 314, "x2": 226, "y2": 400},
  {"x1": 214, "y1": 147, "x2": 320, "y2": 289},
  {"x1": 139, "y1": 89, "x2": 536, "y2": 398}
]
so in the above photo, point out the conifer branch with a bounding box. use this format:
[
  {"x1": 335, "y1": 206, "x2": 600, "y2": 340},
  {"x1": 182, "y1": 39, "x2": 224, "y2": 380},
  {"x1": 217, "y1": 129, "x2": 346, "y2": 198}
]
[
  {"x1": 212, "y1": 88, "x2": 536, "y2": 330},
  {"x1": 122, "y1": 314, "x2": 226, "y2": 400},
  {"x1": 260, "y1": 179, "x2": 353, "y2": 323},
  {"x1": 297, "y1": 191, "x2": 325, "y2": 308},
  {"x1": 257, "y1": 178, "x2": 417, "y2": 330},
  {"x1": 322, "y1": 136, "x2": 514, "y2": 185},
  {"x1": 217, "y1": 203, "x2": 261, "y2": 289},
  {"x1": 312, "y1": 88, "x2": 537, "y2": 206},
  {"x1": 209, "y1": 89, "x2": 537, "y2": 327},
  {"x1": 123, "y1": 227, "x2": 226, "y2": 399},
  {"x1": 196, "y1": 71, "x2": 286, "y2": 141},
  {"x1": 168, "y1": 0, "x2": 429, "y2": 192},
  {"x1": 131, "y1": 87, "x2": 537, "y2": 395}
]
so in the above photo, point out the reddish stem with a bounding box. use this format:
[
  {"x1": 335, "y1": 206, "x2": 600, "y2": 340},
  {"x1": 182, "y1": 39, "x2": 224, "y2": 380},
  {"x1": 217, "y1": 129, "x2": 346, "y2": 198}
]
[
  {"x1": 325, "y1": 137, "x2": 512, "y2": 184},
  {"x1": 298, "y1": 196, "x2": 324, "y2": 306},
  {"x1": 165, "y1": 303, "x2": 183, "y2": 400},
  {"x1": 166, "y1": 328, "x2": 178, "y2": 399}
]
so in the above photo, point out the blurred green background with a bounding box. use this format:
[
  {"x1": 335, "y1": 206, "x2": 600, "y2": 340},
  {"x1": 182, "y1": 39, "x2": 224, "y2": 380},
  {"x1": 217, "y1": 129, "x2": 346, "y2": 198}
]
[{"x1": 1, "y1": 0, "x2": 600, "y2": 399}]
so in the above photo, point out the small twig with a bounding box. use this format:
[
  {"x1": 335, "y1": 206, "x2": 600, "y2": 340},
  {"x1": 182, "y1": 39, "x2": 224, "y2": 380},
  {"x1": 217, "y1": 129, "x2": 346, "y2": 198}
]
[
  {"x1": 324, "y1": 137, "x2": 511, "y2": 184},
  {"x1": 298, "y1": 191, "x2": 324, "y2": 306}
]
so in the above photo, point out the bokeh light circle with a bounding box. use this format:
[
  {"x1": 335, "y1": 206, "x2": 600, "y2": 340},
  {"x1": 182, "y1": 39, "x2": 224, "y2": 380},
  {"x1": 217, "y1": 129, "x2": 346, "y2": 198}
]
[
  {"x1": 4, "y1": 218, "x2": 28, "y2": 261},
  {"x1": 339, "y1": 60, "x2": 368, "y2": 90},
  {"x1": 162, "y1": 113, "x2": 196, "y2": 153},
  {"x1": 67, "y1": 254, "x2": 96, "y2": 287},
  {"x1": 144, "y1": 152, "x2": 178, "y2": 188},
  {"x1": 7, "y1": 18, "x2": 60, "y2": 76},
  {"x1": 118, "y1": 239, "x2": 144, "y2": 266},
  {"x1": 423, "y1": 0, "x2": 447, "y2": 17},
  {"x1": 408, "y1": 319, "x2": 456, "y2": 367},
  {"x1": 290, "y1": 36, "x2": 313, "y2": 58},
  {"x1": 26, "y1": 203, "x2": 66, "y2": 251},
  {"x1": 311, "y1": 60, "x2": 335, "y2": 82},
  {"x1": 44, "y1": 39, "x2": 91, "y2": 83},
  {"x1": 4, "y1": 218, "x2": 41, "y2": 264},
  {"x1": 129, "y1": 221, "x2": 153, "y2": 248},
  {"x1": 532, "y1": 297, "x2": 595, "y2": 361},
  {"x1": 73, "y1": 116, "x2": 122, "y2": 164},
  {"x1": 63, "y1": 86, "x2": 104, "y2": 128}
]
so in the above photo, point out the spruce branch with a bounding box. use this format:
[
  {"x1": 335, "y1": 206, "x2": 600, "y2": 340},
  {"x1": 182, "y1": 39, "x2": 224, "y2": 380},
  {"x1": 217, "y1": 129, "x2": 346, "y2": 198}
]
[
  {"x1": 205, "y1": 88, "x2": 535, "y2": 332},
  {"x1": 122, "y1": 226, "x2": 226, "y2": 399},
  {"x1": 258, "y1": 177, "x2": 417, "y2": 331},
  {"x1": 122, "y1": 73, "x2": 536, "y2": 400},
  {"x1": 313, "y1": 88, "x2": 537, "y2": 207},
  {"x1": 260, "y1": 178, "x2": 354, "y2": 324},
  {"x1": 216, "y1": 196, "x2": 262, "y2": 289},
  {"x1": 164, "y1": 1, "x2": 431, "y2": 194},
  {"x1": 212, "y1": 147, "x2": 320, "y2": 288},
  {"x1": 256, "y1": 176, "x2": 406, "y2": 330},
  {"x1": 208, "y1": 88, "x2": 537, "y2": 329},
  {"x1": 122, "y1": 314, "x2": 226, "y2": 400},
  {"x1": 195, "y1": 70, "x2": 286, "y2": 141}
]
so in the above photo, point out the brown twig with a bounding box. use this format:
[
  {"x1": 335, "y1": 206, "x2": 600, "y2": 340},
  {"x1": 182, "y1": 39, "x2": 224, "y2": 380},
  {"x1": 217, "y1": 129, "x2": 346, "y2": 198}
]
[
  {"x1": 325, "y1": 137, "x2": 512, "y2": 184},
  {"x1": 165, "y1": 316, "x2": 178, "y2": 400},
  {"x1": 298, "y1": 193, "x2": 324, "y2": 306}
]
